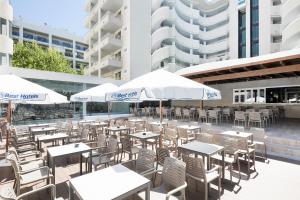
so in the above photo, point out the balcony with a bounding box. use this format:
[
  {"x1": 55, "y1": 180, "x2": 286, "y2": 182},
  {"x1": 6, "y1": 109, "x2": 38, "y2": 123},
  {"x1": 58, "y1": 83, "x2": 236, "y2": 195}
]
[
  {"x1": 100, "y1": 0, "x2": 122, "y2": 12},
  {"x1": 100, "y1": 11, "x2": 122, "y2": 32},
  {"x1": 99, "y1": 54, "x2": 122, "y2": 74},
  {"x1": 99, "y1": 33, "x2": 122, "y2": 52}
]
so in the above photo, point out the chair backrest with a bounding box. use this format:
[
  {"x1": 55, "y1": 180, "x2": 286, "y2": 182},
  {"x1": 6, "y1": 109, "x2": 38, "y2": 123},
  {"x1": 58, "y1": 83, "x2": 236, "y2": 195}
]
[
  {"x1": 145, "y1": 123, "x2": 152, "y2": 132},
  {"x1": 249, "y1": 112, "x2": 261, "y2": 122},
  {"x1": 164, "y1": 128, "x2": 178, "y2": 145},
  {"x1": 223, "y1": 137, "x2": 239, "y2": 155},
  {"x1": 156, "y1": 107, "x2": 160, "y2": 114},
  {"x1": 175, "y1": 108, "x2": 182, "y2": 116},
  {"x1": 121, "y1": 137, "x2": 131, "y2": 152},
  {"x1": 151, "y1": 124, "x2": 161, "y2": 133},
  {"x1": 135, "y1": 123, "x2": 145, "y2": 132},
  {"x1": 197, "y1": 109, "x2": 207, "y2": 118},
  {"x1": 232, "y1": 125, "x2": 245, "y2": 132},
  {"x1": 200, "y1": 123, "x2": 212, "y2": 133},
  {"x1": 97, "y1": 134, "x2": 107, "y2": 148},
  {"x1": 237, "y1": 137, "x2": 250, "y2": 153},
  {"x1": 107, "y1": 137, "x2": 118, "y2": 153},
  {"x1": 81, "y1": 127, "x2": 89, "y2": 140},
  {"x1": 115, "y1": 119, "x2": 125, "y2": 126},
  {"x1": 182, "y1": 109, "x2": 190, "y2": 116},
  {"x1": 246, "y1": 109, "x2": 255, "y2": 113},
  {"x1": 156, "y1": 147, "x2": 170, "y2": 166},
  {"x1": 249, "y1": 127, "x2": 266, "y2": 141},
  {"x1": 222, "y1": 107, "x2": 231, "y2": 115},
  {"x1": 208, "y1": 110, "x2": 218, "y2": 118},
  {"x1": 136, "y1": 148, "x2": 156, "y2": 172},
  {"x1": 235, "y1": 111, "x2": 246, "y2": 120},
  {"x1": 162, "y1": 157, "x2": 186, "y2": 192},
  {"x1": 177, "y1": 127, "x2": 188, "y2": 139},
  {"x1": 196, "y1": 132, "x2": 214, "y2": 144},
  {"x1": 7, "y1": 154, "x2": 21, "y2": 183},
  {"x1": 182, "y1": 155, "x2": 206, "y2": 181}
]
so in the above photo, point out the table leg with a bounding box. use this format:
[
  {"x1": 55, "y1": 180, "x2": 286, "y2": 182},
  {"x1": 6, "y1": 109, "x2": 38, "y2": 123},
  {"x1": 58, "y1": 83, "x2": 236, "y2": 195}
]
[
  {"x1": 222, "y1": 150, "x2": 225, "y2": 183},
  {"x1": 145, "y1": 183, "x2": 150, "y2": 200},
  {"x1": 52, "y1": 158, "x2": 55, "y2": 184},
  {"x1": 37, "y1": 139, "x2": 40, "y2": 150},
  {"x1": 89, "y1": 149, "x2": 92, "y2": 173},
  {"x1": 80, "y1": 154, "x2": 83, "y2": 175},
  {"x1": 69, "y1": 182, "x2": 74, "y2": 200}
]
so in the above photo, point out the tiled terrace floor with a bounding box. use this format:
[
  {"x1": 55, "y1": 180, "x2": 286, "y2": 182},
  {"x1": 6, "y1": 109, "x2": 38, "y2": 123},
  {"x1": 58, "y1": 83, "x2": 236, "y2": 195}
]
[{"x1": 1, "y1": 139, "x2": 300, "y2": 200}]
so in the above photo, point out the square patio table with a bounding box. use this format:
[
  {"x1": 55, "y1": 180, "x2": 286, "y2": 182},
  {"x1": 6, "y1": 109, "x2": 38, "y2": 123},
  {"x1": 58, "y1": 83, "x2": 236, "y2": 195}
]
[
  {"x1": 30, "y1": 127, "x2": 57, "y2": 141},
  {"x1": 69, "y1": 164, "x2": 150, "y2": 200},
  {"x1": 128, "y1": 118, "x2": 146, "y2": 124},
  {"x1": 129, "y1": 131, "x2": 160, "y2": 148},
  {"x1": 220, "y1": 130, "x2": 253, "y2": 142},
  {"x1": 149, "y1": 121, "x2": 167, "y2": 126},
  {"x1": 177, "y1": 124, "x2": 201, "y2": 132},
  {"x1": 47, "y1": 142, "x2": 92, "y2": 184},
  {"x1": 178, "y1": 141, "x2": 225, "y2": 182},
  {"x1": 107, "y1": 126, "x2": 130, "y2": 135},
  {"x1": 36, "y1": 133, "x2": 69, "y2": 150}
]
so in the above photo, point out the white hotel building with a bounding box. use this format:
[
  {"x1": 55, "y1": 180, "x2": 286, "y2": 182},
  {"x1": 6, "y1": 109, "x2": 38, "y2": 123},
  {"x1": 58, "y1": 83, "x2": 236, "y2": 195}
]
[
  {"x1": 11, "y1": 19, "x2": 89, "y2": 70},
  {"x1": 84, "y1": 0, "x2": 300, "y2": 80},
  {"x1": 0, "y1": 0, "x2": 13, "y2": 67}
]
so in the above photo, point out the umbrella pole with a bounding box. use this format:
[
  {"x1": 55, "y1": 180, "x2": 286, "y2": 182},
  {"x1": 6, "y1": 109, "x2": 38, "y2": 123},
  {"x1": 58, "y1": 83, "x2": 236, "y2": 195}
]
[
  {"x1": 159, "y1": 99, "x2": 163, "y2": 148},
  {"x1": 107, "y1": 102, "x2": 111, "y2": 121},
  {"x1": 6, "y1": 100, "x2": 12, "y2": 152}
]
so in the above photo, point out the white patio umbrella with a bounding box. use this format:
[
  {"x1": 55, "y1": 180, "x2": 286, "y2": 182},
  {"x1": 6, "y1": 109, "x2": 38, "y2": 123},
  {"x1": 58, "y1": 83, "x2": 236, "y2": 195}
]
[
  {"x1": 0, "y1": 74, "x2": 68, "y2": 151},
  {"x1": 70, "y1": 83, "x2": 119, "y2": 119},
  {"x1": 106, "y1": 69, "x2": 221, "y2": 146},
  {"x1": 70, "y1": 83, "x2": 118, "y2": 102}
]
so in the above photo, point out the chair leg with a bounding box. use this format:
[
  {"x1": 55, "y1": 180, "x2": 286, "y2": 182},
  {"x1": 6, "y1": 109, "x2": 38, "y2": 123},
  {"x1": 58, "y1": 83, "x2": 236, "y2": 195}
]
[
  {"x1": 264, "y1": 144, "x2": 268, "y2": 160},
  {"x1": 204, "y1": 182, "x2": 208, "y2": 200},
  {"x1": 218, "y1": 176, "x2": 221, "y2": 200},
  {"x1": 230, "y1": 163, "x2": 233, "y2": 184}
]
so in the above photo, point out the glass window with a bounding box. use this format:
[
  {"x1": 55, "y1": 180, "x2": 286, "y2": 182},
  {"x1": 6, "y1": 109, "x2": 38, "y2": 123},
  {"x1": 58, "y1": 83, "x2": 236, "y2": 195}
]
[
  {"x1": 251, "y1": 42, "x2": 259, "y2": 57},
  {"x1": 0, "y1": 18, "x2": 7, "y2": 36},
  {"x1": 0, "y1": 53, "x2": 7, "y2": 66},
  {"x1": 234, "y1": 95, "x2": 239, "y2": 103}
]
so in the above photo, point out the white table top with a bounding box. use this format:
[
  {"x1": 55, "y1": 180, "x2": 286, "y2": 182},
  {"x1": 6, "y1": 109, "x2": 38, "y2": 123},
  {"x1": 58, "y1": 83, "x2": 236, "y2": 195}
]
[
  {"x1": 31, "y1": 127, "x2": 57, "y2": 133},
  {"x1": 149, "y1": 121, "x2": 167, "y2": 125},
  {"x1": 128, "y1": 118, "x2": 145, "y2": 123},
  {"x1": 177, "y1": 125, "x2": 201, "y2": 130},
  {"x1": 220, "y1": 131, "x2": 253, "y2": 138},
  {"x1": 37, "y1": 133, "x2": 68, "y2": 141},
  {"x1": 69, "y1": 164, "x2": 150, "y2": 200},
  {"x1": 47, "y1": 143, "x2": 91, "y2": 157},
  {"x1": 107, "y1": 126, "x2": 129, "y2": 131},
  {"x1": 179, "y1": 141, "x2": 224, "y2": 156},
  {"x1": 28, "y1": 123, "x2": 50, "y2": 128},
  {"x1": 130, "y1": 131, "x2": 160, "y2": 140}
]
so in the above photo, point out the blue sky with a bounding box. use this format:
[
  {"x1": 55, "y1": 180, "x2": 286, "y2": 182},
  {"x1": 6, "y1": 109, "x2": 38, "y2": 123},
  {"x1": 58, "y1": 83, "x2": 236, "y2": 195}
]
[{"x1": 11, "y1": 0, "x2": 87, "y2": 37}]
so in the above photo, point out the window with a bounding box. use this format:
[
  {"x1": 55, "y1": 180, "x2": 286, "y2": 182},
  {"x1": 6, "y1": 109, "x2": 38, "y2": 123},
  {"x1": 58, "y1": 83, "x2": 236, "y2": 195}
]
[
  {"x1": 250, "y1": 0, "x2": 259, "y2": 57},
  {"x1": 272, "y1": 17, "x2": 281, "y2": 24},
  {"x1": 233, "y1": 88, "x2": 266, "y2": 104},
  {"x1": 272, "y1": 35, "x2": 282, "y2": 43},
  {"x1": 0, "y1": 18, "x2": 7, "y2": 36},
  {"x1": 0, "y1": 53, "x2": 7, "y2": 66},
  {"x1": 238, "y1": 11, "x2": 246, "y2": 58},
  {"x1": 115, "y1": 71, "x2": 121, "y2": 80}
]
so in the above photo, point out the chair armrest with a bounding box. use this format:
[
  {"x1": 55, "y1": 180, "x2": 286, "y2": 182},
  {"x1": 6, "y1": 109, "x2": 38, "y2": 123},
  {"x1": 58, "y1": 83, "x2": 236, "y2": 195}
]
[
  {"x1": 20, "y1": 157, "x2": 45, "y2": 165},
  {"x1": 140, "y1": 167, "x2": 156, "y2": 176},
  {"x1": 16, "y1": 184, "x2": 56, "y2": 200},
  {"x1": 166, "y1": 182, "x2": 187, "y2": 199},
  {"x1": 207, "y1": 166, "x2": 219, "y2": 174},
  {"x1": 20, "y1": 166, "x2": 50, "y2": 175},
  {"x1": 18, "y1": 151, "x2": 41, "y2": 159}
]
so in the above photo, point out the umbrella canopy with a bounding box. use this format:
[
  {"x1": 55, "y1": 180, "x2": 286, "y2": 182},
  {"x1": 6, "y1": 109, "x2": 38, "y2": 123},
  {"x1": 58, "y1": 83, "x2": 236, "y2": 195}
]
[
  {"x1": 70, "y1": 83, "x2": 118, "y2": 102},
  {"x1": 106, "y1": 69, "x2": 221, "y2": 101},
  {"x1": 0, "y1": 74, "x2": 68, "y2": 104}
]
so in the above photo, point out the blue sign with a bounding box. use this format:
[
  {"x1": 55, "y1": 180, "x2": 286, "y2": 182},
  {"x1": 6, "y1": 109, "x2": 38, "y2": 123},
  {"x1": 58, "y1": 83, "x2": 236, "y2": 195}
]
[
  {"x1": 0, "y1": 92, "x2": 46, "y2": 101},
  {"x1": 107, "y1": 90, "x2": 141, "y2": 102}
]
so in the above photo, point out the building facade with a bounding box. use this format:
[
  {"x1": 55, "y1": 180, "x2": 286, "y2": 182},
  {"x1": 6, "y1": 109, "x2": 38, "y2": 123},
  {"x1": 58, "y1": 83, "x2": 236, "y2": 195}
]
[
  {"x1": 11, "y1": 19, "x2": 89, "y2": 70},
  {"x1": 85, "y1": 0, "x2": 300, "y2": 79},
  {"x1": 0, "y1": 0, "x2": 13, "y2": 67},
  {"x1": 84, "y1": 0, "x2": 151, "y2": 80}
]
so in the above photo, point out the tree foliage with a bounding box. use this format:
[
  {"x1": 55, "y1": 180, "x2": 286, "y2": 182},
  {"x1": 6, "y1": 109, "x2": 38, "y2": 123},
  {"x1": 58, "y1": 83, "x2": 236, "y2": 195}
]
[{"x1": 12, "y1": 42, "x2": 80, "y2": 74}]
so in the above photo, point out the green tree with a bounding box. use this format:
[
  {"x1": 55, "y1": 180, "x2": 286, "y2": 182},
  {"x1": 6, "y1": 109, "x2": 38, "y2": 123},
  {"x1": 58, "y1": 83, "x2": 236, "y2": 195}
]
[{"x1": 12, "y1": 42, "x2": 78, "y2": 74}]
